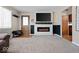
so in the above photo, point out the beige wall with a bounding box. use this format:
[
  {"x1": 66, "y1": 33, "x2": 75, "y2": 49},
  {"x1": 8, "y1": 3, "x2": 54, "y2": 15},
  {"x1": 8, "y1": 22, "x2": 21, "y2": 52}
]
[
  {"x1": 72, "y1": 6, "x2": 79, "y2": 46},
  {"x1": 53, "y1": 12, "x2": 62, "y2": 25},
  {"x1": 12, "y1": 16, "x2": 19, "y2": 31}
]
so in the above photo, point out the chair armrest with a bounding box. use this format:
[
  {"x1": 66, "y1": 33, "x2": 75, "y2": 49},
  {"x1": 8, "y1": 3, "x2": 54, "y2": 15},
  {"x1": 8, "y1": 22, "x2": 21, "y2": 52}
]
[{"x1": 3, "y1": 35, "x2": 10, "y2": 47}]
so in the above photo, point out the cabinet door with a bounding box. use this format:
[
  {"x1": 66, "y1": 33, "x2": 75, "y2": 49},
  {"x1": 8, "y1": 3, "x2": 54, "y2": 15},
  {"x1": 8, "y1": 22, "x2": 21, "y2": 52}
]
[
  {"x1": 53, "y1": 25, "x2": 60, "y2": 35},
  {"x1": 31, "y1": 25, "x2": 34, "y2": 34}
]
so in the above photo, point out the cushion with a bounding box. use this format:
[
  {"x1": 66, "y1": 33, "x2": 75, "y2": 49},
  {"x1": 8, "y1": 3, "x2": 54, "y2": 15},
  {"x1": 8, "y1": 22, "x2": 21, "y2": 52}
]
[
  {"x1": 0, "y1": 33, "x2": 8, "y2": 39},
  {"x1": 0, "y1": 40, "x2": 5, "y2": 46},
  {"x1": 0, "y1": 40, "x2": 3, "y2": 43}
]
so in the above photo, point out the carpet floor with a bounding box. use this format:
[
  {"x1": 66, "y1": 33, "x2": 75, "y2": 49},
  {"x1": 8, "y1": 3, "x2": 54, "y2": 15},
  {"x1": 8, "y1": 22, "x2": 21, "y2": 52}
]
[{"x1": 8, "y1": 35, "x2": 79, "y2": 53}]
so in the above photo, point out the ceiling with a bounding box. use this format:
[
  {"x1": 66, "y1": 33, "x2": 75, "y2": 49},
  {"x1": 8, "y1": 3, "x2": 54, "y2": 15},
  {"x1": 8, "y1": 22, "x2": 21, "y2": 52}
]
[{"x1": 12, "y1": 6, "x2": 70, "y2": 13}]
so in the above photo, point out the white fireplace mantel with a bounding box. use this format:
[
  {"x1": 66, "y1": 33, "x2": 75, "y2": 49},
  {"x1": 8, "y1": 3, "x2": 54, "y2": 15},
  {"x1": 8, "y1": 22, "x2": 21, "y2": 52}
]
[{"x1": 35, "y1": 24, "x2": 53, "y2": 35}]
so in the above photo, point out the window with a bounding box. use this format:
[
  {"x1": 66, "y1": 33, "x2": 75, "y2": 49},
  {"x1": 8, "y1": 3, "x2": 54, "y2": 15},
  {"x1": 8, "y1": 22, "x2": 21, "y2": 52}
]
[
  {"x1": 22, "y1": 16, "x2": 29, "y2": 25},
  {"x1": 0, "y1": 7, "x2": 11, "y2": 28}
]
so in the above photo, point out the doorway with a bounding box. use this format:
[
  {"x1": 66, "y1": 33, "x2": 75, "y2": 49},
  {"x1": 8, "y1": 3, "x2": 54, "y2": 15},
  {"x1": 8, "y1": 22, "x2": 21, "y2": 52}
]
[
  {"x1": 62, "y1": 14, "x2": 72, "y2": 41},
  {"x1": 21, "y1": 16, "x2": 30, "y2": 37}
]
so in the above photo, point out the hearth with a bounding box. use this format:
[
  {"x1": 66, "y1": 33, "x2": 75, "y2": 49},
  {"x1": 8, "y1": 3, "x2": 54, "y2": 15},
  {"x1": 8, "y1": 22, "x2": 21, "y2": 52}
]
[{"x1": 37, "y1": 27, "x2": 50, "y2": 32}]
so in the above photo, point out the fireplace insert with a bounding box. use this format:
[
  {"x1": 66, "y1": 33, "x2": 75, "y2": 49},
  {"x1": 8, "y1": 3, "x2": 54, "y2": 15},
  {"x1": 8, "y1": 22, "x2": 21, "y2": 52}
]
[{"x1": 37, "y1": 27, "x2": 50, "y2": 32}]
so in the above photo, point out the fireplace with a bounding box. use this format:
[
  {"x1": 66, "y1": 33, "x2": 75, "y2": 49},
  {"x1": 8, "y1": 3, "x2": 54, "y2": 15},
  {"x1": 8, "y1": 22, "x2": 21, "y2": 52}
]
[
  {"x1": 35, "y1": 24, "x2": 52, "y2": 35},
  {"x1": 37, "y1": 27, "x2": 50, "y2": 32}
]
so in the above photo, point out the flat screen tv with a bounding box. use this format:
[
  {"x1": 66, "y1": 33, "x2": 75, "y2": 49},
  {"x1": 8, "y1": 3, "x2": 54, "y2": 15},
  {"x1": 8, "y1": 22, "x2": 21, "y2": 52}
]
[{"x1": 36, "y1": 13, "x2": 51, "y2": 21}]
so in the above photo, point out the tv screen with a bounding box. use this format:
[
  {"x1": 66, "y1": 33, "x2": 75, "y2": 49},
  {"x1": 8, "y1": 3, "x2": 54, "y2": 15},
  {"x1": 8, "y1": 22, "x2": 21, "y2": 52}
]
[{"x1": 36, "y1": 13, "x2": 51, "y2": 21}]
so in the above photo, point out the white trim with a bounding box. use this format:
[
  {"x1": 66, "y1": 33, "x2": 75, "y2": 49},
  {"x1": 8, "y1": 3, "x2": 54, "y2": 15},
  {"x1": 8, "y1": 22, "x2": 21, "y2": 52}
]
[
  {"x1": 72, "y1": 42, "x2": 79, "y2": 46},
  {"x1": 54, "y1": 34, "x2": 62, "y2": 38},
  {"x1": 54, "y1": 34, "x2": 79, "y2": 47}
]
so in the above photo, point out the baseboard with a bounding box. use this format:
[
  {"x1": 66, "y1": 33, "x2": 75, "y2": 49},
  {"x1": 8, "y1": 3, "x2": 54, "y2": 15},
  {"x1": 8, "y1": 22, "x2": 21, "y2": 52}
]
[
  {"x1": 54, "y1": 34, "x2": 79, "y2": 46},
  {"x1": 72, "y1": 42, "x2": 79, "y2": 46},
  {"x1": 54, "y1": 34, "x2": 62, "y2": 38}
]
